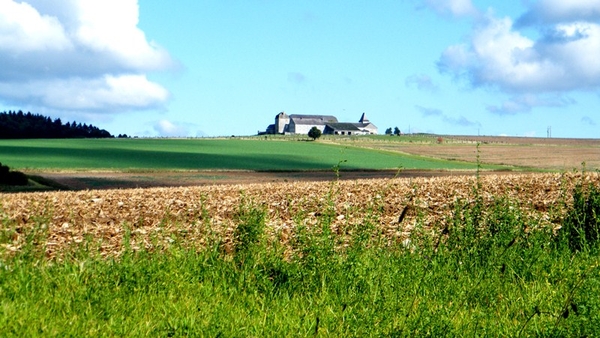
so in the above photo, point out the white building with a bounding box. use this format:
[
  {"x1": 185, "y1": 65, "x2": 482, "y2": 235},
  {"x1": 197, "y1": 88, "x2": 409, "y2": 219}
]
[{"x1": 264, "y1": 112, "x2": 377, "y2": 135}]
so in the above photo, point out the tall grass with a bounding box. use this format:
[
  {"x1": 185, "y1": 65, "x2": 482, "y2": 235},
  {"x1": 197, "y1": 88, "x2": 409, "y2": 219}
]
[{"x1": 1, "y1": 177, "x2": 600, "y2": 336}]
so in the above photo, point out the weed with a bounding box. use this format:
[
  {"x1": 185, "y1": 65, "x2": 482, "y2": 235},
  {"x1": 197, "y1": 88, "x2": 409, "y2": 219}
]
[
  {"x1": 557, "y1": 180, "x2": 600, "y2": 252},
  {"x1": 232, "y1": 195, "x2": 266, "y2": 266},
  {"x1": 332, "y1": 159, "x2": 347, "y2": 180}
]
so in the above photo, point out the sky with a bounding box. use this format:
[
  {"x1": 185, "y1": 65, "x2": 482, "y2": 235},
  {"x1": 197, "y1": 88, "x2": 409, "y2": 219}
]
[{"x1": 0, "y1": 0, "x2": 599, "y2": 138}]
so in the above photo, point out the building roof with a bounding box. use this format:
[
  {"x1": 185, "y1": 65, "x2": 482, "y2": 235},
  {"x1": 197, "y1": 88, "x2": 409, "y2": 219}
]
[
  {"x1": 289, "y1": 115, "x2": 338, "y2": 125},
  {"x1": 325, "y1": 123, "x2": 362, "y2": 131}
]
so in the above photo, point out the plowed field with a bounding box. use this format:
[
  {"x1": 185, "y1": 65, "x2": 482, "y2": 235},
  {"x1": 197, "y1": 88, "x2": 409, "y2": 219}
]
[
  {"x1": 2, "y1": 172, "x2": 597, "y2": 258},
  {"x1": 333, "y1": 135, "x2": 600, "y2": 170}
]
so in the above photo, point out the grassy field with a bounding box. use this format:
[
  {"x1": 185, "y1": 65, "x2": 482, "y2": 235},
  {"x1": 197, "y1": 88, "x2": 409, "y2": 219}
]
[
  {"x1": 1, "y1": 174, "x2": 599, "y2": 336},
  {"x1": 0, "y1": 138, "x2": 498, "y2": 171}
]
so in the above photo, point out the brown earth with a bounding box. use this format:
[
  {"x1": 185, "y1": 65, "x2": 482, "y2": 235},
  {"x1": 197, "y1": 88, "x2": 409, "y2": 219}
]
[
  {"x1": 34, "y1": 169, "x2": 504, "y2": 191},
  {"x1": 390, "y1": 144, "x2": 599, "y2": 171},
  {"x1": 331, "y1": 135, "x2": 600, "y2": 171},
  {"x1": 3, "y1": 172, "x2": 596, "y2": 259},
  {"x1": 410, "y1": 137, "x2": 597, "y2": 170}
]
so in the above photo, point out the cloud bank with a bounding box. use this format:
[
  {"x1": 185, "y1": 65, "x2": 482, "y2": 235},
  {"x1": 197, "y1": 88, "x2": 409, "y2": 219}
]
[
  {"x1": 517, "y1": 0, "x2": 600, "y2": 26},
  {"x1": 0, "y1": 0, "x2": 173, "y2": 115},
  {"x1": 433, "y1": 0, "x2": 600, "y2": 112},
  {"x1": 438, "y1": 16, "x2": 600, "y2": 93}
]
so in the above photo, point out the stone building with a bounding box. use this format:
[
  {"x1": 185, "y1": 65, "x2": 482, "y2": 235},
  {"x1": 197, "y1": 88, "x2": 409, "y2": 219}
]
[{"x1": 264, "y1": 112, "x2": 377, "y2": 135}]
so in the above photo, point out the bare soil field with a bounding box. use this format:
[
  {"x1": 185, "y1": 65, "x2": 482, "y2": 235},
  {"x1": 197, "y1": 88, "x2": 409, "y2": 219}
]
[
  {"x1": 2, "y1": 172, "x2": 596, "y2": 258},
  {"x1": 342, "y1": 136, "x2": 600, "y2": 171},
  {"x1": 34, "y1": 169, "x2": 504, "y2": 190}
]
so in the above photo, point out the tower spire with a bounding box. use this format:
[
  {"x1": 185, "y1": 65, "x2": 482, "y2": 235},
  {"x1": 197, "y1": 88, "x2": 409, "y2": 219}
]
[{"x1": 359, "y1": 112, "x2": 369, "y2": 123}]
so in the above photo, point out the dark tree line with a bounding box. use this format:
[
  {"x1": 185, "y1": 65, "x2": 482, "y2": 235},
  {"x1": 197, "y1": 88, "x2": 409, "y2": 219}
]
[{"x1": 0, "y1": 110, "x2": 113, "y2": 139}]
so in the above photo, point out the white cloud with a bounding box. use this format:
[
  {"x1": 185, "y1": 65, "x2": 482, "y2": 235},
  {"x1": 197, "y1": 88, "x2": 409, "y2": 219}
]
[
  {"x1": 434, "y1": 0, "x2": 600, "y2": 126},
  {"x1": 70, "y1": 0, "x2": 170, "y2": 70},
  {"x1": 0, "y1": 0, "x2": 71, "y2": 52},
  {"x1": 438, "y1": 14, "x2": 600, "y2": 93},
  {"x1": 153, "y1": 120, "x2": 190, "y2": 137},
  {"x1": 0, "y1": 0, "x2": 173, "y2": 115},
  {"x1": 422, "y1": 0, "x2": 479, "y2": 18},
  {"x1": 517, "y1": 0, "x2": 600, "y2": 26},
  {"x1": 0, "y1": 75, "x2": 168, "y2": 112}
]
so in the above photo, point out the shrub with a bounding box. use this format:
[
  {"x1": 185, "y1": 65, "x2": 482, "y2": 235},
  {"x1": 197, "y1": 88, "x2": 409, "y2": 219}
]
[
  {"x1": 233, "y1": 198, "x2": 266, "y2": 265},
  {"x1": 0, "y1": 162, "x2": 29, "y2": 186},
  {"x1": 558, "y1": 182, "x2": 600, "y2": 252},
  {"x1": 6, "y1": 171, "x2": 29, "y2": 186},
  {"x1": 308, "y1": 126, "x2": 322, "y2": 140}
]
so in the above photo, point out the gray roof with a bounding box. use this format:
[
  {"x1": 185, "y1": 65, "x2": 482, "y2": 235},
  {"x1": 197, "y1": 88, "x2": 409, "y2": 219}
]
[
  {"x1": 325, "y1": 123, "x2": 362, "y2": 131},
  {"x1": 289, "y1": 115, "x2": 338, "y2": 125}
]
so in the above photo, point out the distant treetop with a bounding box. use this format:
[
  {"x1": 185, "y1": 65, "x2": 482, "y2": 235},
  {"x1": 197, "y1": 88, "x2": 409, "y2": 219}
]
[{"x1": 0, "y1": 110, "x2": 113, "y2": 139}]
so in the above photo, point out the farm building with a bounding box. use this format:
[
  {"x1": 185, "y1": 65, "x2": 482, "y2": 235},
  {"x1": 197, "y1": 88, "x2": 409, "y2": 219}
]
[{"x1": 264, "y1": 112, "x2": 377, "y2": 135}]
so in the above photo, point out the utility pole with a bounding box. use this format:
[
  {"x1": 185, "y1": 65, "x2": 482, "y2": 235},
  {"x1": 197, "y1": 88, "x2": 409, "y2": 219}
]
[{"x1": 547, "y1": 126, "x2": 551, "y2": 138}]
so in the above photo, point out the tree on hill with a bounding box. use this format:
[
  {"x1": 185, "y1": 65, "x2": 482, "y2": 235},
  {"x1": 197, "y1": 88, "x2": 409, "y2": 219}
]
[
  {"x1": 394, "y1": 127, "x2": 401, "y2": 136},
  {"x1": 0, "y1": 110, "x2": 113, "y2": 139},
  {"x1": 385, "y1": 127, "x2": 393, "y2": 135},
  {"x1": 308, "y1": 126, "x2": 322, "y2": 141}
]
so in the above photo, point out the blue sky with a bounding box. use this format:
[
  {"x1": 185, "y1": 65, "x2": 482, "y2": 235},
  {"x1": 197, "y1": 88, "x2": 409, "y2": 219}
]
[{"x1": 1, "y1": 0, "x2": 599, "y2": 138}]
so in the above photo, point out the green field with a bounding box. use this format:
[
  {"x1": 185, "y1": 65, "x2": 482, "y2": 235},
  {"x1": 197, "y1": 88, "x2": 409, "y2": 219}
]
[{"x1": 0, "y1": 138, "x2": 493, "y2": 171}]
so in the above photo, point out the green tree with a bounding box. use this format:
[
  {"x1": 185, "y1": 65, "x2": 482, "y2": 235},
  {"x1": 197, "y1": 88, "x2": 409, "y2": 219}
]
[
  {"x1": 394, "y1": 127, "x2": 401, "y2": 136},
  {"x1": 385, "y1": 127, "x2": 393, "y2": 135},
  {"x1": 308, "y1": 126, "x2": 322, "y2": 141}
]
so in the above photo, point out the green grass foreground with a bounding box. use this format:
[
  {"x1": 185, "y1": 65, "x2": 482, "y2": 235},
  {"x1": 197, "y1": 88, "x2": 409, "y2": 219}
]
[
  {"x1": 0, "y1": 138, "x2": 492, "y2": 171},
  {"x1": 1, "y1": 182, "x2": 600, "y2": 336}
]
